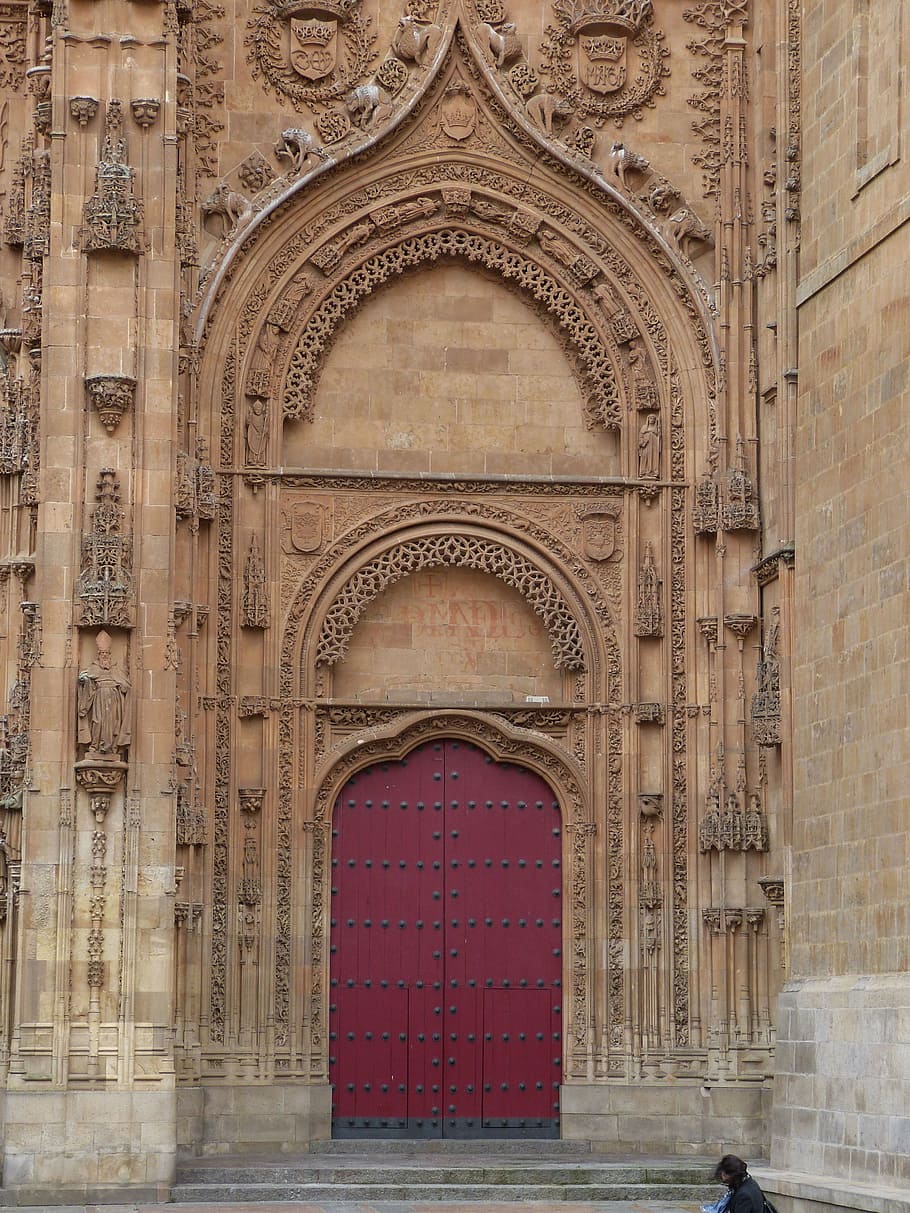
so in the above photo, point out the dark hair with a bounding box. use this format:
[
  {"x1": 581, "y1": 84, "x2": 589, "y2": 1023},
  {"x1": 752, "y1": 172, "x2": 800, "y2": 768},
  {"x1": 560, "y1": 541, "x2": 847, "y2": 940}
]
[{"x1": 714, "y1": 1155, "x2": 748, "y2": 1184}]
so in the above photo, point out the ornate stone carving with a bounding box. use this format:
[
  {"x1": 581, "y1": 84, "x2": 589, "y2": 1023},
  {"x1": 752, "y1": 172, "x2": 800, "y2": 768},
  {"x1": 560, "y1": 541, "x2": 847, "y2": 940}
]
[
  {"x1": 693, "y1": 468, "x2": 720, "y2": 533},
  {"x1": 202, "y1": 181, "x2": 256, "y2": 239},
  {"x1": 347, "y1": 81, "x2": 394, "y2": 130},
  {"x1": 751, "y1": 606, "x2": 781, "y2": 746},
  {"x1": 722, "y1": 438, "x2": 760, "y2": 531},
  {"x1": 634, "y1": 702, "x2": 663, "y2": 724},
  {"x1": 539, "y1": 0, "x2": 669, "y2": 127},
  {"x1": 0, "y1": 349, "x2": 37, "y2": 477},
  {"x1": 245, "y1": 0, "x2": 378, "y2": 111},
  {"x1": 699, "y1": 790, "x2": 768, "y2": 853},
  {"x1": 634, "y1": 542, "x2": 662, "y2": 637},
  {"x1": 273, "y1": 126, "x2": 327, "y2": 176},
  {"x1": 24, "y1": 146, "x2": 50, "y2": 265},
  {"x1": 69, "y1": 95, "x2": 99, "y2": 127},
  {"x1": 284, "y1": 225, "x2": 621, "y2": 430},
  {"x1": 525, "y1": 91, "x2": 571, "y2": 133},
  {"x1": 87, "y1": 827, "x2": 107, "y2": 988},
  {"x1": 393, "y1": 13, "x2": 443, "y2": 67},
  {"x1": 376, "y1": 55, "x2": 409, "y2": 96},
  {"x1": 84, "y1": 373, "x2": 135, "y2": 433},
  {"x1": 238, "y1": 787, "x2": 266, "y2": 814},
  {"x1": 637, "y1": 412, "x2": 660, "y2": 479},
  {"x1": 76, "y1": 631, "x2": 131, "y2": 760},
  {"x1": 0, "y1": 5, "x2": 26, "y2": 93},
  {"x1": 237, "y1": 149, "x2": 274, "y2": 192},
  {"x1": 627, "y1": 340, "x2": 658, "y2": 410},
  {"x1": 3, "y1": 133, "x2": 31, "y2": 247},
  {"x1": 241, "y1": 534, "x2": 270, "y2": 628},
  {"x1": 177, "y1": 437, "x2": 218, "y2": 527},
  {"x1": 130, "y1": 97, "x2": 161, "y2": 128},
  {"x1": 316, "y1": 533, "x2": 586, "y2": 670},
  {"x1": 176, "y1": 782, "x2": 207, "y2": 847},
  {"x1": 577, "y1": 503, "x2": 621, "y2": 561},
  {"x1": 639, "y1": 791, "x2": 662, "y2": 817},
  {"x1": 280, "y1": 498, "x2": 325, "y2": 553},
  {"x1": 81, "y1": 100, "x2": 145, "y2": 255},
  {"x1": 244, "y1": 395, "x2": 269, "y2": 467},
  {"x1": 76, "y1": 470, "x2": 134, "y2": 628}
]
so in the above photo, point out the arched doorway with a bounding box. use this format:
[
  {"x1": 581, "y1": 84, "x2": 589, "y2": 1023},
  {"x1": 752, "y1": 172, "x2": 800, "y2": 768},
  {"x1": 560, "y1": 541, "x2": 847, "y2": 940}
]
[{"x1": 329, "y1": 738, "x2": 563, "y2": 1138}]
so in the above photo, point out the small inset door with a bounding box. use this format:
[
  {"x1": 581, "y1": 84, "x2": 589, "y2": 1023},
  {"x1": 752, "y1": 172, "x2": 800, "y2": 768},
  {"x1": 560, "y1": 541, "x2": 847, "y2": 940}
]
[{"x1": 330, "y1": 739, "x2": 562, "y2": 1137}]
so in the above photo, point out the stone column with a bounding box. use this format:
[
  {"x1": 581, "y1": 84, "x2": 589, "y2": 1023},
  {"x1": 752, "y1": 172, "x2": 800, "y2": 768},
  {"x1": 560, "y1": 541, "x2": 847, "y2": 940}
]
[{"x1": 3, "y1": 0, "x2": 179, "y2": 1200}]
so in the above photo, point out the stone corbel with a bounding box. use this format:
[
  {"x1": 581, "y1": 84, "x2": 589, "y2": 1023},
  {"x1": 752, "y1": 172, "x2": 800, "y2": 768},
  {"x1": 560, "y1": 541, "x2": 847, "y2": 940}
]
[
  {"x1": 238, "y1": 787, "x2": 265, "y2": 815},
  {"x1": 131, "y1": 98, "x2": 161, "y2": 128},
  {"x1": 639, "y1": 792, "x2": 663, "y2": 818},
  {"x1": 85, "y1": 373, "x2": 136, "y2": 432},
  {"x1": 74, "y1": 759, "x2": 128, "y2": 799},
  {"x1": 70, "y1": 96, "x2": 99, "y2": 127}
]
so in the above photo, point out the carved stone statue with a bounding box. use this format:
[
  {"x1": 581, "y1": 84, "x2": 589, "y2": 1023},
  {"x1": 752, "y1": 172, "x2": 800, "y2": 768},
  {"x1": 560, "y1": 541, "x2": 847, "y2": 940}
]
[
  {"x1": 637, "y1": 413, "x2": 661, "y2": 479},
  {"x1": 77, "y1": 631, "x2": 131, "y2": 758},
  {"x1": 244, "y1": 395, "x2": 270, "y2": 467}
]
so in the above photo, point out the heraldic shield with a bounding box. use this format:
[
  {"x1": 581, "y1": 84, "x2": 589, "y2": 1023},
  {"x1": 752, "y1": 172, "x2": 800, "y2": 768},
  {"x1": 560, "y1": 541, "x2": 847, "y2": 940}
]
[
  {"x1": 578, "y1": 28, "x2": 627, "y2": 95},
  {"x1": 289, "y1": 13, "x2": 338, "y2": 81}
]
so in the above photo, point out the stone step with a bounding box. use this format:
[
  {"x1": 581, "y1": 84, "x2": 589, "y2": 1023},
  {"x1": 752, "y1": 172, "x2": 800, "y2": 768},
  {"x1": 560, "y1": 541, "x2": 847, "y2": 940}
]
[
  {"x1": 175, "y1": 1162, "x2": 709, "y2": 1185},
  {"x1": 310, "y1": 1137, "x2": 597, "y2": 1155},
  {"x1": 170, "y1": 1181, "x2": 713, "y2": 1204}
]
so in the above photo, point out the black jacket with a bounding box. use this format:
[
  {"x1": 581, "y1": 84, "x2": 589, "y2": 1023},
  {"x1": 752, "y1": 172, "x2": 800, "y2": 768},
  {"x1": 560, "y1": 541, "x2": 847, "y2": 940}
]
[{"x1": 729, "y1": 1174, "x2": 764, "y2": 1213}]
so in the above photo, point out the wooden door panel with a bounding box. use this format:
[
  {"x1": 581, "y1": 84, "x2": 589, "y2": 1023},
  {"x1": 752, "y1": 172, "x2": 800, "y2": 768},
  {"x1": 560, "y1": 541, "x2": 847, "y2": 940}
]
[{"x1": 330, "y1": 740, "x2": 561, "y2": 1137}]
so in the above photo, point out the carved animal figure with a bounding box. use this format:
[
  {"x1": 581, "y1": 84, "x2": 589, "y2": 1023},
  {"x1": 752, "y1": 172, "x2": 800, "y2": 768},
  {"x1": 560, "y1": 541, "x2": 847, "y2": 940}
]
[
  {"x1": 608, "y1": 141, "x2": 651, "y2": 190},
  {"x1": 481, "y1": 21, "x2": 522, "y2": 68},
  {"x1": 202, "y1": 182, "x2": 255, "y2": 236},
  {"x1": 273, "y1": 127, "x2": 327, "y2": 176},
  {"x1": 345, "y1": 83, "x2": 393, "y2": 131},
  {"x1": 665, "y1": 204, "x2": 714, "y2": 258},
  {"x1": 525, "y1": 93, "x2": 573, "y2": 136},
  {"x1": 393, "y1": 15, "x2": 443, "y2": 66}
]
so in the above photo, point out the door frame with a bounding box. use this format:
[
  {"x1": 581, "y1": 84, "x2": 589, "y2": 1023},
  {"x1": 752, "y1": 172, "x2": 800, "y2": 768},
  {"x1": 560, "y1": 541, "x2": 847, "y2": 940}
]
[{"x1": 304, "y1": 711, "x2": 595, "y2": 1101}]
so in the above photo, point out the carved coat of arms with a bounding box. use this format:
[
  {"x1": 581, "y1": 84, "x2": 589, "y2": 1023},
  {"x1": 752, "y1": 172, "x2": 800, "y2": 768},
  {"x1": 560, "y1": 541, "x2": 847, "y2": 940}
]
[
  {"x1": 539, "y1": 0, "x2": 669, "y2": 126},
  {"x1": 439, "y1": 82, "x2": 478, "y2": 141},
  {"x1": 281, "y1": 500, "x2": 326, "y2": 553},
  {"x1": 578, "y1": 32, "x2": 626, "y2": 94},
  {"x1": 289, "y1": 16, "x2": 338, "y2": 80},
  {"x1": 578, "y1": 503, "x2": 622, "y2": 561},
  {"x1": 246, "y1": 0, "x2": 377, "y2": 109}
]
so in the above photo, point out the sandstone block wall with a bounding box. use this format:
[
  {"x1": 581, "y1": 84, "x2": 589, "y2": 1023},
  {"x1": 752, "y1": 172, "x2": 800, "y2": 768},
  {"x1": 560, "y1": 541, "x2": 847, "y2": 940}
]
[{"x1": 779, "y1": 0, "x2": 910, "y2": 1188}]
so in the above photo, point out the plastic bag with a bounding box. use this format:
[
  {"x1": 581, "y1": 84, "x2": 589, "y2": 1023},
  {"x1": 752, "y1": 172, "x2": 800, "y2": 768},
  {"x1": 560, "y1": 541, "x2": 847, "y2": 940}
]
[{"x1": 702, "y1": 1191, "x2": 733, "y2": 1213}]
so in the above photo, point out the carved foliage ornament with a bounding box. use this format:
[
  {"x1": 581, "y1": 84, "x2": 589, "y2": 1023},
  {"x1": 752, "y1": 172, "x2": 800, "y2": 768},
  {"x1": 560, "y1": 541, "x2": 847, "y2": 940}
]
[
  {"x1": 539, "y1": 0, "x2": 669, "y2": 127},
  {"x1": 0, "y1": 6, "x2": 26, "y2": 92},
  {"x1": 316, "y1": 533, "x2": 586, "y2": 670},
  {"x1": 245, "y1": 0, "x2": 378, "y2": 111}
]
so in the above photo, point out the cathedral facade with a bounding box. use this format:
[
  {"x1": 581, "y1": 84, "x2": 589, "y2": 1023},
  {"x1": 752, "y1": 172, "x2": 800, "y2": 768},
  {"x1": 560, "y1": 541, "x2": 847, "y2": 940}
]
[{"x1": 0, "y1": 0, "x2": 906, "y2": 1206}]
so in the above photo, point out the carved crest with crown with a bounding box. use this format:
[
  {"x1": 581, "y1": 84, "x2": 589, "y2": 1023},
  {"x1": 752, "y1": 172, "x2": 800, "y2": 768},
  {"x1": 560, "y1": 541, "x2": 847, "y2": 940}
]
[
  {"x1": 540, "y1": 0, "x2": 669, "y2": 126},
  {"x1": 245, "y1": 0, "x2": 378, "y2": 109}
]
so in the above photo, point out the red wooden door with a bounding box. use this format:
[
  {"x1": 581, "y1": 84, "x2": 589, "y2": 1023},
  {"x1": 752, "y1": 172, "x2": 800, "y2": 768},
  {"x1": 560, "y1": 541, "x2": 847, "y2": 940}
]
[{"x1": 330, "y1": 739, "x2": 562, "y2": 1138}]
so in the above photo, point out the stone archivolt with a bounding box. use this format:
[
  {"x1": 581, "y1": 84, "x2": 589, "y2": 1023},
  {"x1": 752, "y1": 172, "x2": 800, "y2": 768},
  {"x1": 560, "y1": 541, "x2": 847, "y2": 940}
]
[
  {"x1": 282, "y1": 219, "x2": 624, "y2": 431},
  {"x1": 315, "y1": 531, "x2": 587, "y2": 670}
]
